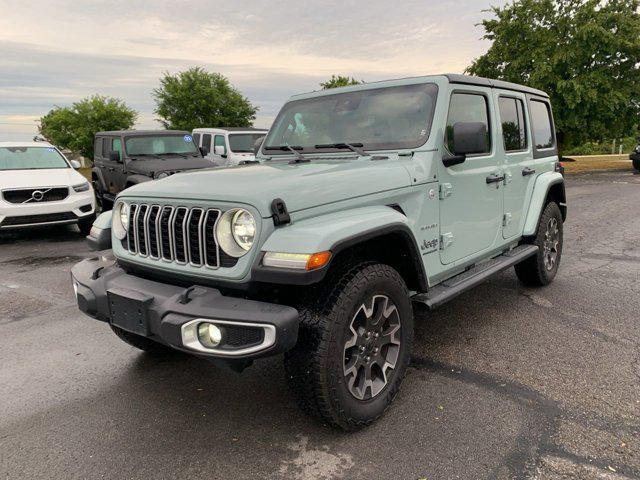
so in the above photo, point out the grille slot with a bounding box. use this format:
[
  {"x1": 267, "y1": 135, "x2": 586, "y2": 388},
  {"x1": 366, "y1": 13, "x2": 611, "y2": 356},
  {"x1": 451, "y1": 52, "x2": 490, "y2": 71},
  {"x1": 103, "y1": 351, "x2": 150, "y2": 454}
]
[{"x1": 123, "y1": 204, "x2": 240, "y2": 269}]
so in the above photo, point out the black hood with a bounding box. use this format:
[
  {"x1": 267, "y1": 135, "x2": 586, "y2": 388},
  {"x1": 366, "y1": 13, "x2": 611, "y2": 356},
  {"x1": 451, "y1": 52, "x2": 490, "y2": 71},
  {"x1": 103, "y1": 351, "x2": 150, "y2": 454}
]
[{"x1": 127, "y1": 156, "x2": 214, "y2": 176}]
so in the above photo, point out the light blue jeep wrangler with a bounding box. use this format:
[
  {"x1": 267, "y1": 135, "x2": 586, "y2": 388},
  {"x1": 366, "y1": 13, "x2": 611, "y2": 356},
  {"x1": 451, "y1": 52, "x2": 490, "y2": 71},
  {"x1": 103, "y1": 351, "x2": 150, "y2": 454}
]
[{"x1": 72, "y1": 74, "x2": 566, "y2": 430}]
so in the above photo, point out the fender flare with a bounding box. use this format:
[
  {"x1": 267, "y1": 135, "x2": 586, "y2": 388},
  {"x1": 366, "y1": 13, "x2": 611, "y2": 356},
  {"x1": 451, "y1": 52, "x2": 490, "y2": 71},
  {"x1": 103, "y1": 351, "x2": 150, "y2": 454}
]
[
  {"x1": 91, "y1": 167, "x2": 107, "y2": 192},
  {"x1": 522, "y1": 172, "x2": 566, "y2": 237},
  {"x1": 251, "y1": 206, "x2": 427, "y2": 289}
]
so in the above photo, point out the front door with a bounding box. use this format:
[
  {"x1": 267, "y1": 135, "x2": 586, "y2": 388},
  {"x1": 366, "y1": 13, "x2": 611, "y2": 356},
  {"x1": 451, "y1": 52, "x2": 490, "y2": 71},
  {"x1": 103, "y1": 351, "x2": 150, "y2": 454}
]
[
  {"x1": 494, "y1": 92, "x2": 536, "y2": 238},
  {"x1": 438, "y1": 87, "x2": 503, "y2": 265}
]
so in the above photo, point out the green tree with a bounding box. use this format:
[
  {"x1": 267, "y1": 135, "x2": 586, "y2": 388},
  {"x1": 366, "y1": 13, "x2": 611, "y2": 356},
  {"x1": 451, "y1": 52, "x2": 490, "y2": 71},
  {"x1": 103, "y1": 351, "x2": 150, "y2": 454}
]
[
  {"x1": 39, "y1": 95, "x2": 137, "y2": 159},
  {"x1": 320, "y1": 75, "x2": 364, "y2": 89},
  {"x1": 467, "y1": 0, "x2": 640, "y2": 150},
  {"x1": 153, "y1": 67, "x2": 257, "y2": 130}
]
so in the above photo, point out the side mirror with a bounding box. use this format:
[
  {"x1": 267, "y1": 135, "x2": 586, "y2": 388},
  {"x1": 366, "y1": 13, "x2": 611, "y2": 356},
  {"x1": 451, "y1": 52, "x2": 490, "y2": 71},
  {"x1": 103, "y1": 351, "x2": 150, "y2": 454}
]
[
  {"x1": 199, "y1": 146, "x2": 209, "y2": 156},
  {"x1": 214, "y1": 145, "x2": 226, "y2": 157},
  {"x1": 253, "y1": 137, "x2": 264, "y2": 155},
  {"x1": 70, "y1": 160, "x2": 81, "y2": 169},
  {"x1": 109, "y1": 150, "x2": 121, "y2": 163},
  {"x1": 443, "y1": 122, "x2": 488, "y2": 167}
]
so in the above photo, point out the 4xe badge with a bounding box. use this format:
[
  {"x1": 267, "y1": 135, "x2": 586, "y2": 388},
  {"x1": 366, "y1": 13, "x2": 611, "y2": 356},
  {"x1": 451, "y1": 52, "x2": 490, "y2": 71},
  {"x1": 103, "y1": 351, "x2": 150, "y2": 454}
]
[{"x1": 421, "y1": 238, "x2": 438, "y2": 254}]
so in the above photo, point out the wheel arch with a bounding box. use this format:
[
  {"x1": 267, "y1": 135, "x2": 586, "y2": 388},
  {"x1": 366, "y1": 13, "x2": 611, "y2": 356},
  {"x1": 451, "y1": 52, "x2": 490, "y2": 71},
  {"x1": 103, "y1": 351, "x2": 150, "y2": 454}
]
[
  {"x1": 252, "y1": 206, "x2": 428, "y2": 292},
  {"x1": 522, "y1": 172, "x2": 566, "y2": 237}
]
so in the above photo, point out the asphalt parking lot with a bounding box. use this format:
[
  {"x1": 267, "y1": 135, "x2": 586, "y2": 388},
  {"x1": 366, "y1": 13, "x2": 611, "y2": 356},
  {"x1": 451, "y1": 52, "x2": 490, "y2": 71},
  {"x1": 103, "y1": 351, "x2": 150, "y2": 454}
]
[{"x1": 1, "y1": 171, "x2": 639, "y2": 480}]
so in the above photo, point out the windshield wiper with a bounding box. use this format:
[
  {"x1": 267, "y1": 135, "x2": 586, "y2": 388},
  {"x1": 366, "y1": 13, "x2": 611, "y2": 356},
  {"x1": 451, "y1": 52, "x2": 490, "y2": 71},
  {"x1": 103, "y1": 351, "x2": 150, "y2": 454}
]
[
  {"x1": 263, "y1": 145, "x2": 310, "y2": 163},
  {"x1": 315, "y1": 142, "x2": 368, "y2": 156}
]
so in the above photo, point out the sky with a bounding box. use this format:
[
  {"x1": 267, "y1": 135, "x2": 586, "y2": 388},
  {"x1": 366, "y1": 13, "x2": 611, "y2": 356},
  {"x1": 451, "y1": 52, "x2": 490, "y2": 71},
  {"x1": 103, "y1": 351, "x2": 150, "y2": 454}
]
[{"x1": 0, "y1": 0, "x2": 505, "y2": 141}]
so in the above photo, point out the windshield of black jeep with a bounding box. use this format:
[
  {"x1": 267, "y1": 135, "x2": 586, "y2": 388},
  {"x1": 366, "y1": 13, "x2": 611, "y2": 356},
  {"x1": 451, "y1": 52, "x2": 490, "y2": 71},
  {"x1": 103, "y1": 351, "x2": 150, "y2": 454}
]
[
  {"x1": 125, "y1": 135, "x2": 199, "y2": 157},
  {"x1": 0, "y1": 147, "x2": 69, "y2": 170},
  {"x1": 263, "y1": 83, "x2": 438, "y2": 154},
  {"x1": 229, "y1": 133, "x2": 266, "y2": 153}
]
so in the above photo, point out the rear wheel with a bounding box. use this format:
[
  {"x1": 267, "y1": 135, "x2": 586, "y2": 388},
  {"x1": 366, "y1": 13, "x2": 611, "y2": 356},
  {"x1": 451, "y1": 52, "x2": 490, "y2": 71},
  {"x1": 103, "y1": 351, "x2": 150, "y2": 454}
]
[
  {"x1": 110, "y1": 325, "x2": 175, "y2": 356},
  {"x1": 92, "y1": 177, "x2": 108, "y2": 212},
  {"x1": 515, "y1": 201, "x2": 563, "y2": 286},
  {"x1": 632, "y1": 157, "x2": 640, "y2": 172},
  {"x1": 284, "y1": 262, "x2": 413, "y2": 430}
]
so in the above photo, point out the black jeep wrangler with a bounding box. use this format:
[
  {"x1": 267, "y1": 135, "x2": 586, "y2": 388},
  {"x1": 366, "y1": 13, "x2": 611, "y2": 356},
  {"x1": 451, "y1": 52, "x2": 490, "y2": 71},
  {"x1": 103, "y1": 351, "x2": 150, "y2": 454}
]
[{"x1": 92, "y1": 130, "x2": 213, "y2": 210}]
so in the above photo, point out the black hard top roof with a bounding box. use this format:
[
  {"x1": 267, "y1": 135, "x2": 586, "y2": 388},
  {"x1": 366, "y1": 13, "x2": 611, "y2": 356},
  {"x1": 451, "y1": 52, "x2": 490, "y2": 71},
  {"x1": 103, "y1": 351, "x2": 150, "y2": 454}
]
[
  {"x1": 96, "y1": 129, "x2": 189, "y2": 136},
  {"x1": 445, "y1": 74, "x2": 548, "y2": 98}
]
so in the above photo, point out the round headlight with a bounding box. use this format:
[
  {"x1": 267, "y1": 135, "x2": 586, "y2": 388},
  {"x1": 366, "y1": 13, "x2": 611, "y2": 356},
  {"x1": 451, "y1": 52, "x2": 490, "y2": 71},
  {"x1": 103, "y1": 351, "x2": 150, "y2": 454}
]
[
  {"x1": 113, "y1": 202, "x2": 129, "y2": 240},
  {"x1": 232, "y1": 210, "x2": 256, "y2": 251},
  {"x1": 215, "y1": 208, "x2": 256, "y2": 257}
]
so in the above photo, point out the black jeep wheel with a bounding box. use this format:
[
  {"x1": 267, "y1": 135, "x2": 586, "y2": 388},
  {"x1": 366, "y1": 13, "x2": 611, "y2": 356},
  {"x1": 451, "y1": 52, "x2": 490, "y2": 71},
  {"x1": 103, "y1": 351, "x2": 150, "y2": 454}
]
[
  {"x1": 515, "y1": 201, "x2": 563, "y2": 286},
  {"x1": 77, "y1": 214, "x2": 96, "y2": 236},
  {"x1": 110, "y1": 325, "x2": 175, "y2": 356},
  {"x1": 284, "y1": 262, "x2": 413, "y2": 430},
  {"x1": 92, "y1": 178, "x2": 108, "y2": 212},
  {"x1": 633, "y1": 157, "x2": 640, "y2": 172}
]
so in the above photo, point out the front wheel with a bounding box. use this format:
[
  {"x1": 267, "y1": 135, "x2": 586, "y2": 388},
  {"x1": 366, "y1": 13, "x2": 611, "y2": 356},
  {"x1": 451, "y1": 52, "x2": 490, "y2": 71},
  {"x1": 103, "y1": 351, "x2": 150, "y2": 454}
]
[
  {"x1": 515, "y1": 201, "x2": 563, "y2": 286},
  {"x1": 284, "y1": 262, "x2": 414, "y2": 430}
]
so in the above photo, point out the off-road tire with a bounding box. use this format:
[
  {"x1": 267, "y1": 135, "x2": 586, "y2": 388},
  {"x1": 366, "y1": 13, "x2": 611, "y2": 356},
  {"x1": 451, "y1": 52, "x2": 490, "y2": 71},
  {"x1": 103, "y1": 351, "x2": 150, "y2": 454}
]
[
  {"x1": 78, "y1": 214, "x2": 96, "y2": 236},
  {"x1": 632, "y1": 157, "x2": 640, "y2": 172},
  {"x1": 284, "y1": 262, "x2": 414, "y2": 431},
  {"x1": 515, "y1": 201, "x2": 563, "y2": 286},
  {"x1": 110, "y1": 325, "x2": 175, "y2": 356}
]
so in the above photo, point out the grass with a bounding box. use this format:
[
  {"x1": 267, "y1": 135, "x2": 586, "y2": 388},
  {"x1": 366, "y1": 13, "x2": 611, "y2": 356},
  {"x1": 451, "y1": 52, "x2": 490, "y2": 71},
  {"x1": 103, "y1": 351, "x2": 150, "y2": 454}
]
[{"x1": 562, "y1": 154, "x2": 633, "y2": 174}]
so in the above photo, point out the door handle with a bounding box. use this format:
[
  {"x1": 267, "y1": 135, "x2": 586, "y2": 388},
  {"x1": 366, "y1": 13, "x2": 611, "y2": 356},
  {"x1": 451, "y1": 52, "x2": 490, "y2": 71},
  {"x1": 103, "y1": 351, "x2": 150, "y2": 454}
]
[
  {"x1": 522, "y1": 167, "x2": 536, "y2": 176},
  {"x1": 486, "y1": 173, "x2": 505, "y2": 184}
]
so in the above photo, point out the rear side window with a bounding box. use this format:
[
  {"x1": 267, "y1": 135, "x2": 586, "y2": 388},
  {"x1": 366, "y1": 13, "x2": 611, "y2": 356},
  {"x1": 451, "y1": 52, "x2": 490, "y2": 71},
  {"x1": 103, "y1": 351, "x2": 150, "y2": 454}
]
[
  {"x1": 192, "y1": 132, "x2": 201, "y2": 147},
  {"x1": 529, "y1": 100, "x2": 554, "y2": 149},
  {"x1": 102, "y1": 138, "x2": 110, "y2": 157},
  {"x1": 202, "y1": 134, "x2": 212, "y2": 152},
  {"x1": 94, "y1": 138, "x2": 103, "y2": 158},
  {"x1": 446, "y1": 93, "x2": 491, "y2": 154},
  {"x1": 498, "y1": 97, "x2": 527, "y2": 151}
]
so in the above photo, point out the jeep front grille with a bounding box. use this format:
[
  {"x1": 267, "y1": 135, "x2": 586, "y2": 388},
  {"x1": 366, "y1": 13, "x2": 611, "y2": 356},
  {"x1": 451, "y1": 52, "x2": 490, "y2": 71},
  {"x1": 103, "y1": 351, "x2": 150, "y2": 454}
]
[{"x1": 124, "y1": 203, "x2": 234, "y2": 268}]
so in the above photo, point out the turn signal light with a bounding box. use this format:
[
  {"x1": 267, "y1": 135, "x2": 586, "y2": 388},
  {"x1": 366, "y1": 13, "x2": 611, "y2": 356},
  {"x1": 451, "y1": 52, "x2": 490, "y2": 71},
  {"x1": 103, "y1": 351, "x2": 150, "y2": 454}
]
[{"x1": 306, "y1": 251, "x2": 331, "y2": 270}]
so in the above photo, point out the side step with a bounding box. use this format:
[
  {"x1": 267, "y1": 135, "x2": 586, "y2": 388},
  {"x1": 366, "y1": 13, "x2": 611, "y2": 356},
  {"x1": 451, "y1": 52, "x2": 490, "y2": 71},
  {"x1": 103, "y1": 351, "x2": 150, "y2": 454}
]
[{"x1": 412, "y1": 244, "x2": 538, "y2": 310}]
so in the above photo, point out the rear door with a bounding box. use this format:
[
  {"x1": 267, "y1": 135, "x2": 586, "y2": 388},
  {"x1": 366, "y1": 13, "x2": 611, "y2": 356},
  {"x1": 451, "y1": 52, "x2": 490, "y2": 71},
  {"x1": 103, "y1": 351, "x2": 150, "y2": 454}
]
[
  {"x1": 438, "y1": 86, "x2": 503, "y2": 265},
  {"x1": 494, "y1": 91, "x2": 536, "y2": 238}
]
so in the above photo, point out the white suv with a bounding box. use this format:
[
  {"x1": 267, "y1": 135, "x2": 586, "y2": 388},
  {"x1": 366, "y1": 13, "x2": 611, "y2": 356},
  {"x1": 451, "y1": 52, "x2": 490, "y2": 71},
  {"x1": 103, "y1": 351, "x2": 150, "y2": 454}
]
[
  {"x1": 0, "y1": 142, "x2": 96, "y2": 234},
  {"x1": 192, "y1": 127, "x2": 268, "y2": 166}
]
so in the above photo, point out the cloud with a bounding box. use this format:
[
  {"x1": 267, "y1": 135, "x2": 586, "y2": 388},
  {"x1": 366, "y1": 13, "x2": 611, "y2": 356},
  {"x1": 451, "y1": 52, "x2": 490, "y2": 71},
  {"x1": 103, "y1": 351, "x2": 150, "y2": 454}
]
[{"x1": 0, "y1": 0, "x2": 504, "y2": 140}]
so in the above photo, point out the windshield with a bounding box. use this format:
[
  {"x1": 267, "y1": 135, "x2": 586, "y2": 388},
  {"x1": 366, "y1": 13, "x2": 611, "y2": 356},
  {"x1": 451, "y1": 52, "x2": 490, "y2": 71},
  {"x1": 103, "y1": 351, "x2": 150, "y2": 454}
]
[
  {"x1": 229, "y1": 133, "x2": 266, "y2": 153},
  {"x1": 125, "y1": 135, "x2": 199, "y2": 156},
  {"x1": 263, "y1": 83, "x2": 438, "y2": 154},
  {"x1": 0, "y1": 147, "x2": 69, "y2": 170}
]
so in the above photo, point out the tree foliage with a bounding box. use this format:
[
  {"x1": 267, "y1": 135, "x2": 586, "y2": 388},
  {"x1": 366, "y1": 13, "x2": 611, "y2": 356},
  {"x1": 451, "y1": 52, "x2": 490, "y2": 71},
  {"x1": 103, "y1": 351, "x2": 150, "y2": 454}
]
[
  {"x1": 152, "y1": 67, "x2": 258, "y2": 130},
  {"x1": 39, "y1": 95, "x2": 137, "y2": 159},
  {"x1": 320, "y1": 75, "x2": 364, "y2": 89},
  {"x1": 467, "y1": 0, "x2": 640, "y2": 149}
]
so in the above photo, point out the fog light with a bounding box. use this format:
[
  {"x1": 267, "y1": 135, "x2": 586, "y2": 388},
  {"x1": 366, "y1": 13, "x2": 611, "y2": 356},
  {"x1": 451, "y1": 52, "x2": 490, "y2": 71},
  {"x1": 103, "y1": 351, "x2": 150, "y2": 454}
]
[{"x1": 197, "y1": 322, "x2": 223, "y2": 348}]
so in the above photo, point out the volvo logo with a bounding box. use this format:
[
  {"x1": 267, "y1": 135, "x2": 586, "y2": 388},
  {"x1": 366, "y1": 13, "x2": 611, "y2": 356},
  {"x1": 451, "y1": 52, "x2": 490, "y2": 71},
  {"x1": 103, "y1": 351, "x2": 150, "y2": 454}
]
[{"x1": 31, "y1": 190, "x2": 45, "y2": 202}]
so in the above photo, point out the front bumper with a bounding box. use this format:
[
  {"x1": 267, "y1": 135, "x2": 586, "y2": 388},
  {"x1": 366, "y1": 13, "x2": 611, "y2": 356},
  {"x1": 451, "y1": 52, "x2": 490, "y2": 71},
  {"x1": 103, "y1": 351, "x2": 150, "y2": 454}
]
[
  {"x1": 0, "y1": 190, "x2": 95, "y2": 229},
  {"x1": 71, "y1": 257, "x2": 299, "y2": 361}
]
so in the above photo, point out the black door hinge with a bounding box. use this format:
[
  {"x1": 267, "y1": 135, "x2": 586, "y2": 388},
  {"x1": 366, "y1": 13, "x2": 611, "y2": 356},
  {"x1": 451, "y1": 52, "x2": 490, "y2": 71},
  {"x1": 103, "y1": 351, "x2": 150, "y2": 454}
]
[{"x1": 271, "y1": 198, "x2": 291, "y2": 226}]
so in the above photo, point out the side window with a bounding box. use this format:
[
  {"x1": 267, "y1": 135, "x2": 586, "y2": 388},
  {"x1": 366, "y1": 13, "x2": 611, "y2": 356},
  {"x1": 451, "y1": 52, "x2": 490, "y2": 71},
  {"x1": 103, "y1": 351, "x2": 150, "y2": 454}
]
[
  {"x1": 192, "y1": 132, "x2": 201, "y2": 147},
  {"x1": 529, "y1": 100, "x2": 554, "y2": 149},
  {"x1": 102, "y1": 137, "x2": 110, "y2": 157},
  {"x1": 202, "y1": 134, "x2": 212, "y2": 152},
  {"x1": 498, "y1": 97, "x2": 527, "y2": 151},
  {"x1": 94, "y1": 138, "x2": 103, "y2": 159},
  {"x1": 214, "y1": 135, "x2": 226, "y2": 154},
  {"x1": 112, "y1": 138, "x2": 122, "y2": 156},
  {"x1": 446, "y1": 93, "x2": 491, "y2": 154}
]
